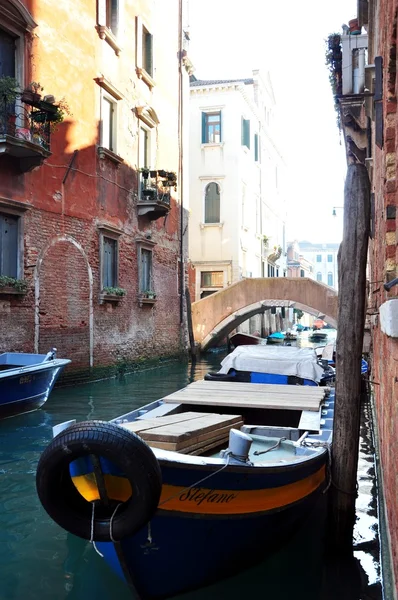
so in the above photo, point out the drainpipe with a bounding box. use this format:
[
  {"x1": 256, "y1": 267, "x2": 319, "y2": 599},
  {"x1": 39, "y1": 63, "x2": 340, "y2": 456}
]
[
  {"x1": 259, "y1": 116, "x2": 263, "y2": 275},
  {"x1": 178, "y1": 0, "x2": 184, "y2": 324}
]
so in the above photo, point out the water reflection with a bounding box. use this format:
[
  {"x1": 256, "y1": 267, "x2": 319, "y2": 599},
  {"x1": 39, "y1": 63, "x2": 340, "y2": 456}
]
[{"x1": 0, "y1": 350, "x2": 382, "y2": 600}]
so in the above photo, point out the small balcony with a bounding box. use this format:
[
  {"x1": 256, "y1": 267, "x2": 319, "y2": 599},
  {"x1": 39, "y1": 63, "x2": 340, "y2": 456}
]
[
  {"x1": 0, "y1": 97, "x2": 52, "y2": 173},
  {"x1": 137, "y1": 169, "x2": 176, "y2": 220}
]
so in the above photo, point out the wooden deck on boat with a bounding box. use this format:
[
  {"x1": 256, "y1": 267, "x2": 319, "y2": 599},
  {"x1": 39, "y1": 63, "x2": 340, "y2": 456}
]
[
  {"x1": 162, "y1": 380, "x2": 327, "y2": 412},
  {"x1": 121, "y1": 411, "x2": 243, "y2": 454},
  {"x1": 121, "y1": 382, "x2": 328, "y2": 455}
]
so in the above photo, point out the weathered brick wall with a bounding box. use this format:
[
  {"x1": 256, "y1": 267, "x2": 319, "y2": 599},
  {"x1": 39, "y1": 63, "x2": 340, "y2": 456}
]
[
  {"x1": 0, "y1": 0, "x2": 186, "y2": 374},
  {"x1": 369, "y1": 0, "x2": 398, "y2": 593}
]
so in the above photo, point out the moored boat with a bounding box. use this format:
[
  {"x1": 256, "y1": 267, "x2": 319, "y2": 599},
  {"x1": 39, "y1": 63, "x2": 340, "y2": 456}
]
[
  {"x1": 36, "y1": 366, "x2": 334, "y2": 599},
  {"x1": 308, "y1": 330, "x2": 329, "y2": 342},
  {"x1": 205, "y1": 344, "x2": 335, "y2": 386},
  {"x1": 266, "y1": 331, "x2": 285, "y2": 344},
  {"x1": 229, "y1": 332, "x2": 264, "y2": 347},
  {"x1": 0, "y1": 349, "x2": 71, "y2": 419}
]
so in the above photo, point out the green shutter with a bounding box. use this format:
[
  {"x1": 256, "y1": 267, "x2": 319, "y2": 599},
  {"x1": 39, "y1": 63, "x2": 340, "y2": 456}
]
[
  {"x1": 254, "y1": 134, "x2": 259, "y2": 161},
  {"x1": 241, "y1": 119, "x2": 250, "y2": 149},
  {"x1": 202, "y1": 112, "x2": 207, "y2": 143}
]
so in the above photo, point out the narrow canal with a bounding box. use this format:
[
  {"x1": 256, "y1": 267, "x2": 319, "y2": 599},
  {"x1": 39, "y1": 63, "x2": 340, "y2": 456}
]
[{"x1": 0, "y1": 350, "x2": 383, "y2": 600}]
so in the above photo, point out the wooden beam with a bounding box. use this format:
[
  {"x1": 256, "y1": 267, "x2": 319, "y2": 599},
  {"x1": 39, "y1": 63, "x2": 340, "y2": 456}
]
[{"x1": 329, "y1": 163, "x2": 370, "y2": 551}]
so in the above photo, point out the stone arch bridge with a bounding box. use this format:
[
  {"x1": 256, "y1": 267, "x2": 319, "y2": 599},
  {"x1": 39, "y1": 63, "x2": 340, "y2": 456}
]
[{"x1": 191, "y1": 278, "x2": 338, "y2": 350}]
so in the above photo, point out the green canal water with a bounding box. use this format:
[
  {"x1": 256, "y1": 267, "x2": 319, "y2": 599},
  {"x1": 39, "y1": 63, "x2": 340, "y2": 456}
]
[{"x1": 0, "y1": 352, "x2": 383, "y2": 600}]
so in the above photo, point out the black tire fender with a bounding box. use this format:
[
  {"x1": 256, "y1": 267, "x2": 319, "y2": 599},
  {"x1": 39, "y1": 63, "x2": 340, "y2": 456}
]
[{"x1": 36, "y1": 420, "x2": 162, "y2": 542}]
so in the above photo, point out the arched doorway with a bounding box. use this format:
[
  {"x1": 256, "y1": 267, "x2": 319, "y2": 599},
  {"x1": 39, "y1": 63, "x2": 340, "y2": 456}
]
[{"x1": 36, "y1": 237, "x2": 92, "y2": 368}]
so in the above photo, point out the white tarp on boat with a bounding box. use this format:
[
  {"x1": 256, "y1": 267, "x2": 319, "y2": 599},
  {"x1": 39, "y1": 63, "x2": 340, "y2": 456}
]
[{"x1": 219, "y1": 345, "x2": 324, "y2": 382}]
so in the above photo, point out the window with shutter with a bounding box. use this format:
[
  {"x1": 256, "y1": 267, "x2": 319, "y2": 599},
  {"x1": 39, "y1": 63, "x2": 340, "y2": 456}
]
[
  {"x1": 328, "y1": 273, "x2": 333, "y2": 286},
  {"x1": 142, "y1": 27, "x2": 153, "y2": 77},
  {"x1": 254, "y1": 134, "x2": 259, "y2": 161},
  {"x1": 375, "y1": 56, "x2": 383, "y2": 149},
  {"x1": 317, "y1": 272, "x2": 322, "y2": 282},
  {"x1": 0, "y1": 213, "x2": 18, "y2": 278},
  {"x1": 140, "y1": 249, "x2": 152, "y2": 292},
  {"x1": 102, "y1": 237, "x2": 117, "y2": 287},
  {"x1": 96, "y1": 0, "x2": 120, "y2": 54},
  {"x1": 136, "y1": 16, "x2": 155, "y2": 88},
  {"x1": 136, "y1": 240, "x2": 155, "y2": 296},
  {"x1": 241, "y1": 118, "x2": 250, "y2": 149},
  {"x1": 200, "y1": 271, "x2": 223, "y2": 287},
  {"x1": 0, "y1": 28, "x2": 16, "y2": 78},
  {"x1": 204, "y1": 182, "x2": 220, "y2": 223},
  {"x1": 102, "y1": 97, "x2": 114, "y2": 151}
]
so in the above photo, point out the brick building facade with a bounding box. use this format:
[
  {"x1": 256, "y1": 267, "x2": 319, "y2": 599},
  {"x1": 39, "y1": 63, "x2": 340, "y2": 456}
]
[
  {"x1": 336, "y1": 1, "x2": 398, "y2": 594},
  {"x1": 0, "y1": 0, "x2": 190, "y2": 377}
]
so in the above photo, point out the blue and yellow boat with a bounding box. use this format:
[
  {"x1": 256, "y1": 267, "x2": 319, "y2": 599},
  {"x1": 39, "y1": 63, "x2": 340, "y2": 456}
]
[{"x1": 36, "y1": 367, "x2": 333, "y2": 599}]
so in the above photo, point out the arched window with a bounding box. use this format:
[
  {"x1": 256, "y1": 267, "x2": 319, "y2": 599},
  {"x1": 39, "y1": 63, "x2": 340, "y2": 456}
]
[
  {"x1": 204, "y1": 182, "x2": 220, "y2": 223},
  {"x1": 316, "y1": 272, "x2": 322, "y2": 282},
  {"x1": 328, "y1": 272, "x2": 333, "y2": 286}
]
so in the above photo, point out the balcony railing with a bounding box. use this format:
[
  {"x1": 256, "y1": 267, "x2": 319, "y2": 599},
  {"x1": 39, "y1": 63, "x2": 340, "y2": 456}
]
[
  {"x1": 137, "y1": 169, "x2": 176, "y2": 220},
  {"x1": 0, "y1": 96, "x2": 52, "y2": 172}
]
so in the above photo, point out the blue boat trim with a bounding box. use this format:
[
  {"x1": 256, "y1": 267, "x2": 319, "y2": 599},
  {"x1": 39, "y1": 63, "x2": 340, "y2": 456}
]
[{"x1": 0, "y1": 350, "x2": 70, "y2": 419}]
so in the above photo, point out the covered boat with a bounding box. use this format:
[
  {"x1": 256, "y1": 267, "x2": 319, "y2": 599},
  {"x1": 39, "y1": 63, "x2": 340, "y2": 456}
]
[
  {"x1": 205, "y1": 344, "x2": 334, "y2": 386},
  {"x1": 0, "y1": 349, "x2": 71, "y2": 418},
  {"x1": 36, "y1": 372, "x2": 334, "y2": 599}
]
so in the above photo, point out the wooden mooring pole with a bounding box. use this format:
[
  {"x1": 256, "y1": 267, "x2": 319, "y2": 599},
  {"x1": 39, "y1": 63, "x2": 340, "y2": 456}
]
[{"x1": 329, "y1": 163, "x2": 370, "y2": 551}]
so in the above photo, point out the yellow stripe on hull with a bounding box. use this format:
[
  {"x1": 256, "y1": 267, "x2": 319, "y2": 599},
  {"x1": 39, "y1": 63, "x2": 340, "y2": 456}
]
[
  {"x1": 72, "y1": 465, "x2": 325, "y2": 515},
  {"x1": 72, "y1": 473, "x2": 132, "y2": 502},
  {"x1": 158, "y1": 466, "x2": 326, "y2": 514}
]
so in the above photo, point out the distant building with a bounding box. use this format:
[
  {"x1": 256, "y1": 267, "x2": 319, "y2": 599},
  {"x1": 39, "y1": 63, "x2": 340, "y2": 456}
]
[
  {"x1": 188, "y1": 70, "x2": 287, "y2": 301},
  {"x1": 286, "y1": 241, "x2": 314, "y2": 279},
  {"x1": 297, "y1": 241, "x2": 339, "y2": 290}
]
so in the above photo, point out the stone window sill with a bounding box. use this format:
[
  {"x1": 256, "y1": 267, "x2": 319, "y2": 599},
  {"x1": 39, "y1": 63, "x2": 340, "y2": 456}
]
[
  {"x1": 138, "y1": 295, "x2": 157, "y2": 307},
  {"x1": 200, "y1": 142, "x2": 224, "y2": 149},
  {"x1": 98, "y1": 147, "x2": 124, "y2": 165},
  {"x1": 200, "y1": 222, "x2": 223, "y2": 229},
  {"x1": 136, "y1": 67, "x2": 156, "y2": 90},
  {"x1": 0, "y1": 286, "x2": 26, "y2": 295},
  {"x1": 96, "y1": 26, "x2": 121, "y2": 56},
  {"x1": 99, "y1": 292, "x2": 125, "y2": 304}
]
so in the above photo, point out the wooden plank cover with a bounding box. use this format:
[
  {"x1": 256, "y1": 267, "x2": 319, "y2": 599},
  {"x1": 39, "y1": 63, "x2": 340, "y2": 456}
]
[
  {"x1": 121, "y1": 412, "x2": 208, "y2": 434},
  {"x1": 162, "y1": 381, "x2": 324, "y2": 412},
  {"x1": 190, "y1": 380, "x2": 327, "y2": 397},
  {"x1": 139, "y1": 414, "x2": 242, "y2": 443},
  {"x1": 298, "y1": 410, "x2": 321, "y2": 431}
]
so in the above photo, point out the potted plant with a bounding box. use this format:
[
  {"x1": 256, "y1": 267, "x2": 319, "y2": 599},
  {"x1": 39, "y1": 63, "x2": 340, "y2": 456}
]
[
  {"x1": 102, "y1": 286, "x2": 126, "y2": 297},
  {"x1": 139, "y1": 167, "x2": 150, "y2": 179},
  {"x1": 0, "y1": 76, "x2": 19, "y2": 105},
  {"x1": 48, "y1": 98, "x2": 72, "y2": 131},
  {"x1": 21, "y1": 82, "x2": 43, "y2": 105},
  {"x1": 30, "y1": 97, "x2": 72, "y2": 130},
  {"x1": 0, "y1": 275, "x2": 28, "y2": 294}
]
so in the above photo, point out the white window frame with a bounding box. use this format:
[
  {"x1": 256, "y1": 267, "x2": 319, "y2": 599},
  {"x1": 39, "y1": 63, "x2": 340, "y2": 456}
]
[
  {"x1": 96, "y1": 0, "x2": 121, "y2": 55},
  {"x1": 95, "y1": 77, "x2": 123, "y2": 162}
]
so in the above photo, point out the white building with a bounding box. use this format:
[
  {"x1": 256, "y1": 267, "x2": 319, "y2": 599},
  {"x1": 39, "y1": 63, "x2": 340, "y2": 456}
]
[
  {"x1": 188, "y1": 71, "x2": 287, "y2": 301},
  {"x1": 298, "y1": 241, "x2": 340, "y2": 290}
]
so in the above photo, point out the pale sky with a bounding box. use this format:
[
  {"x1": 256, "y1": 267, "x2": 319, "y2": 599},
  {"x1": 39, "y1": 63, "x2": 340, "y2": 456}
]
[{"x1": 188, "y1": 0, "x2": 357, "y2": 243}]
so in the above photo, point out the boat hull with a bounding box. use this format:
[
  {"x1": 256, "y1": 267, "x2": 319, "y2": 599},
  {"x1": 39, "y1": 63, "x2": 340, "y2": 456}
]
[
  {"x1": 91, "y1": 453, "x2": 327, "y2": 599},
  {"x1": 0, "y1": 361, "x2": 69, "y2": 418},
  {"x1": 99, "y1": 488, "x2": 322, "y2": 598}
]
